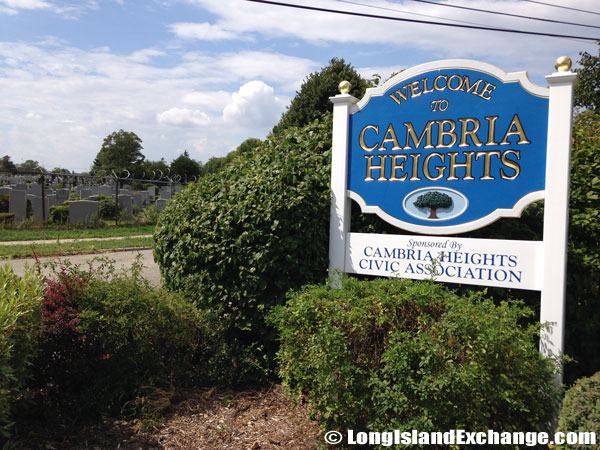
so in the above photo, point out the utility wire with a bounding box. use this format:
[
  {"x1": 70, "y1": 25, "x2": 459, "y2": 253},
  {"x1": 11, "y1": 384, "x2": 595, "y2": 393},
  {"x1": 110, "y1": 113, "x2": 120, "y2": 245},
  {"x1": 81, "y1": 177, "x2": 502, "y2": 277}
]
[
  {"x1": 336, "y1": 0, "x2": 511, "y2": 29},
  {"x1": 403, "y1": 0, "x2": 600, "y2": 30},
  {"x1": 245, "y1": 0, "x2": 600, "y2": 41},
  {"x1": 335, "y1": 0, "x2": 593, "y2": 44},
  {"x1": 521, "y1": 0, "x2": 600, "y2": 17}
]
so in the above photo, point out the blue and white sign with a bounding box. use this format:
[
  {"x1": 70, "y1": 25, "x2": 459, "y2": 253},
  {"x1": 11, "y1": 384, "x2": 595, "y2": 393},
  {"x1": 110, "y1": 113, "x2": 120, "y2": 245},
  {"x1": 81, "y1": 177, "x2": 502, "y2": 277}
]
[
  {"x1": 329, "y1": 58, "x2": 577, "y2": 383},
  {"x1": 347, "y1": 61, "x2": 549, "y2": 234}
]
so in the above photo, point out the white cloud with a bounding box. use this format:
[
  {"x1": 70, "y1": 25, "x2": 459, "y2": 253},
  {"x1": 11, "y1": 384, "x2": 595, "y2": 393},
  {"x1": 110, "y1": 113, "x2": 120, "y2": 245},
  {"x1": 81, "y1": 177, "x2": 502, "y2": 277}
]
[
  {"x1": 0, "y1": 5, "x2": 17, "y2": 14},
  {"x1": 0, "y1": 40, "x2": 305, "y2": 168},
  {"x1": 0, "y1": 0, "x2": 52, "y2": 10},
  {"x1": 223, "y1": 80, "x2": 287, "y2": 129},
  {"x1": 181, "y1": 0, "x2": 596, "y2": 80},
  {"x1": 169, "y1": 22, "x2": 240, "y2": 40},
  {"x1": 157, "y1": 107, "x2": 211, "y2": 127},
  {"x1": 129, "y1": 48, "x2": 166, "y2": 63},
  {"x1": 0, "y1": 0, "x2": 97, "y2": 16},
  {"x1": 180, "y1": 90, "x2": 231, "y2": 111}
]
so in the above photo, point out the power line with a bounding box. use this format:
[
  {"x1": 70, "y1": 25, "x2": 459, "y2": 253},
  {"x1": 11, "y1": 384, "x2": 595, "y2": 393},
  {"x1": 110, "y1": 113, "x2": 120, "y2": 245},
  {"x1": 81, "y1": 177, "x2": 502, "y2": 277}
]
[
  {"x1": 335, "y1": 0, "x2": 593, "y2": 45},
  {"x1": 520, "y1": 0, "x2": 600, "y2": 17},
  {"x1": 245, "y1": 0, "x2": 600, "y2": 41},
  {"x1": 336, "y1": 0, "x2": 512, "y2": 30},
  {"x1": 403, "y1": 0, "x2": 600, "y2": 31}
]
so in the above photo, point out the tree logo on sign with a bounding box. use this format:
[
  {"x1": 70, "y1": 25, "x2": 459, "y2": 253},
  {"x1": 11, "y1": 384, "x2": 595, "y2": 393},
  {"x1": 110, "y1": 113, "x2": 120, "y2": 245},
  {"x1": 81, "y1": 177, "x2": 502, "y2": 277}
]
[{"x1": 413, "y1": 191, "x2": 453, "y2": 219}]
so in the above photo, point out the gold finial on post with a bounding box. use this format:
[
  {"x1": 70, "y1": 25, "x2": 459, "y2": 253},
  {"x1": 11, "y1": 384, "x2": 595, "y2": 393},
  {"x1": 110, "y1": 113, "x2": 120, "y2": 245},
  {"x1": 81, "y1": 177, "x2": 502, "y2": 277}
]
[
  {"x1": 338, "y1": 80, "x2": 351, "y2": 94},
  {"x1": 555, "y1": 56, "x2": 572, "y2": 72}
]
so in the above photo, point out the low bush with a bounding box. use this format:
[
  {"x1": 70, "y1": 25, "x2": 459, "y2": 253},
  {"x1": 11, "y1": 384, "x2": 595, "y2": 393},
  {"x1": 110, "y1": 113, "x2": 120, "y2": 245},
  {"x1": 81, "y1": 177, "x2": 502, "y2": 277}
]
[
  {"x1": 0, "y1": 213, "x2": 14, "y2": 224},
  {"x1": 0, "y1": 194, "x2": 8, "y2": 213},
  {"x1": 48, "y1": 204, "x2": 69, "y2": 224},
  {"x1": 32, "y1": 260, "x2": 241, "y2": 417},
  {"x1": 557, "y1": 371, "x2": 600, "y2": 449},
  {"x1": 270, "y1": 277, "x2": 560, "y2": 448},
  {"x1": 97, "y1": 194, "x2": 121, "y2": 220},
  {"x1": 0, "y1": 265, "x2": 44, "y2": 440}
]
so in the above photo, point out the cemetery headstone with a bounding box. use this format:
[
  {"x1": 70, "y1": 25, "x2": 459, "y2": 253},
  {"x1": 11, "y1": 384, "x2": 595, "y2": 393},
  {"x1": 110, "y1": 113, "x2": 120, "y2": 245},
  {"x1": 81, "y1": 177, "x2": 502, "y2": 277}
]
[
  {"x1": 69, "y1": 201, "x2": 100, "y2": 225},
  {"x1": 9, "y1": 189, "x2": 26, "y2": 222}
]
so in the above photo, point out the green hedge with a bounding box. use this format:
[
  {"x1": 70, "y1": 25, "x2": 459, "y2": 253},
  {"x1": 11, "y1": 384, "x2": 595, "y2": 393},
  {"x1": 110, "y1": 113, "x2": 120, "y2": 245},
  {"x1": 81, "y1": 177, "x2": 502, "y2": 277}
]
[
  {"x1": 48, "y1": 204, "x2": 69, "y2": 224},
  {"x1": 0, "y1": 213, "x2": 14, "y2": 224},
  {"x1": 0, "y1": 194, "x2": 8, "y2": 213},
  {"x1": 0, "y1": 266, "x2": 43, "y2": 440},
  {"x1": 153, "y1": 116, "x2": 334, "y2": 376},
  {"x1": 558, "y1": 371, "x2": 600, "y2": 449},
  {"x1": 270, "y1": 277, "x2": 560, "y2": 448}
]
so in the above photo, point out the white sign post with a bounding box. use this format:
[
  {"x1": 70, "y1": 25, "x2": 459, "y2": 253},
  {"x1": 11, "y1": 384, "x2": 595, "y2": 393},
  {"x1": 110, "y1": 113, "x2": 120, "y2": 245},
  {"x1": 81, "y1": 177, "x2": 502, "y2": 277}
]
[
  {"x1": 539, "y1": 68, "x2": 577, "y2": 371},
  {"x1": 328, "y1": 59, "x2": 576, "y2": 385}
]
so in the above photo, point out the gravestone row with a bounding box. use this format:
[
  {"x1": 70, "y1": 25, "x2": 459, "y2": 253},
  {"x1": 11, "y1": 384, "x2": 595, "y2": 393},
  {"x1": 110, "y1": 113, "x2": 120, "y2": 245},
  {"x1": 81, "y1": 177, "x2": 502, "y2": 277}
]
[{"x1": 0, "y1": 181, "x2": 182, "y2": 224}]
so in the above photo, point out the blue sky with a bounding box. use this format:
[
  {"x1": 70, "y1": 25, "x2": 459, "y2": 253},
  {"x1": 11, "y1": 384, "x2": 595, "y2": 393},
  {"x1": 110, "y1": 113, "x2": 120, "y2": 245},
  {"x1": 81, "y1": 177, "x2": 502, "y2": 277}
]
[{"x1": 0, "y1": 0, "x2": 598, "y2": 172}]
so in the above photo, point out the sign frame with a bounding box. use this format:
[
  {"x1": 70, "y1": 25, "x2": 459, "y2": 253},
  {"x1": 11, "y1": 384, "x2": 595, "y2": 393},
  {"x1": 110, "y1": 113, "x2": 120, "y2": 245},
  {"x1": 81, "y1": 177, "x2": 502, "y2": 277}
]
[{"x1": 328, "y1": 59, "x2": 576, "y2": 384}]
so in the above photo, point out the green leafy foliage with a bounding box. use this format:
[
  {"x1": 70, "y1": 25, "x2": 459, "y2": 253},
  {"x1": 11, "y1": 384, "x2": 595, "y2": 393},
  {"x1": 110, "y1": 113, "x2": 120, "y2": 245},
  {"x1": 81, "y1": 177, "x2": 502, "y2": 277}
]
[
  {"x1": 153, "y1": 116, "x2": 334, "y2": 375},
  {"x1": 274, "y1": 58, "x2": 368, "y2": 133},
  {"x1": 200, "y1": 138, "x2": 262, "y2": 176},
  {"x1": 463, "y1": 111, "x2": 600, "y2": 384},
  {"x1": 270, "y1": 277, "x2": 560, "y2": 448},
  {"x1": 0, "y1": 213, "x2": 14, "y2": 224},
  {"x1": 0, "y1": 266, "x2": 44, "y2": 440},
  {"x1": 96, "y1": 194, "x2": 121, "y2": 220},
  {"x1": 91, "y1": 129, "x2": 145, "y2": 176},
  {"x1": 574, "y1": 42, "x2": 600, "y2": 113},
  {"x1": 557, "y1": 371, "x2": 600, "y2": 449},
  {"x1": 0, "y1": 155, "x2": 16, "y2": 172},
  {"x1": 0, "y1": 194, "x2": 8, "y2": 213},
  {"x1": 48, "y1": 204, "x2": 69, "y2": 224},
  {"x1": 564, "y1": 110, "x2": 600, "y2": 382},
  {"x1": 32, "y1": 260, "x2": 234, "y2": 417},
  {"x1": 170, "y1": 150, "x2": 202, "y2": 181}
]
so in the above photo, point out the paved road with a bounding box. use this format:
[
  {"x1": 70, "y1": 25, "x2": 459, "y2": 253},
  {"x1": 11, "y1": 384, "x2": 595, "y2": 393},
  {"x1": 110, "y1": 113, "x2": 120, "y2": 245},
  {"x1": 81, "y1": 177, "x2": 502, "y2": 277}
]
[{"x1": 1, "y1": 249, "x2": 162, "y2": 286}]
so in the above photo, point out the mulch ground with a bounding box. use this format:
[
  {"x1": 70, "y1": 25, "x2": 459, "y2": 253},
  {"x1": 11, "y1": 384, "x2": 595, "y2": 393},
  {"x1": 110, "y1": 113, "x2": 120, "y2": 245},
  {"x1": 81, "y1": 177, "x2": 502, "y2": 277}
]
[{"x1": 12, "y1": 384, "x2": 327, "y2": 450}]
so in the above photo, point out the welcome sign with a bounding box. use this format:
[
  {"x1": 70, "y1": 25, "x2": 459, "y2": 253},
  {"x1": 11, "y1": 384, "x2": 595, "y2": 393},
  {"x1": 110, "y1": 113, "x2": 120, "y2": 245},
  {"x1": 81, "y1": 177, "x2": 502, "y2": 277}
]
[
  {"x1": 328, "y1": 58, "x2": 576, "y2": 380},
  {"x1": 347, "y1": 61, "x2": 549, "y2": 234}
]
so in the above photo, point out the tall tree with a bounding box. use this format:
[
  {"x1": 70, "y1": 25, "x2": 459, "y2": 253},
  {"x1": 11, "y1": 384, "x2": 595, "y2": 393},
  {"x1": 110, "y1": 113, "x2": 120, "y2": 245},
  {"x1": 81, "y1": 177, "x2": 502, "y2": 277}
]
[
  {"x1": 273, "y1": 58, "x2": 368, "y2": 133},
  {"x1": 0, "y1": 155, "x2": 16, "y2": 172},
  {"x1": 136, "y1": 158, "x2": 170, "y2": 180},
  {"x1": 170, "y1": 151, "x2": 201, "y2": 181},
  {"x1": 574, "y1": 41, "x2": 600, "y2": 113},
  {"x1": 51, "y1": 167, "x2": 72, "y2": 175},
  {"x1": 91, "y1": 130, "x2": 145, "y2": 176},
  {"x1": 16, "y1": 160, "x2": 44, "y2": 173}
]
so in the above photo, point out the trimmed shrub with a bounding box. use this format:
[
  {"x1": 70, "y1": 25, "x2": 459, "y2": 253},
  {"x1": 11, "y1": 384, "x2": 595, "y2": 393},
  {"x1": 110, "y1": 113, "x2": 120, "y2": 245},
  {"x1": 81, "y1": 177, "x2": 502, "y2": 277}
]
[
  {"x1": 0, "y1": 213, "x2": 14, "y2": 224},
  {"x1": 153, "y1": 116, "x2": 334, "y2": 375},
  {"x1": 97, "y1": 194, "x2": 121, "y2": 219},
  {"x1": 32, "y1": 260, "x2": 239, "y2": 417},
  {"x1": 48, "y1": 204, "x2": 69, "y2": 224},
  {"x1": 557, "y1": 371, "x2": 600, "y2": 449},
  {"x1": 270, "y1": 277, "x2": 560, "y2": 448},
  {"x1": 0, "y1": 194, "x2": 8, "y2": 213},
  {"x1": 0, "y1": 265, "x2": 44, "y2": 440}
]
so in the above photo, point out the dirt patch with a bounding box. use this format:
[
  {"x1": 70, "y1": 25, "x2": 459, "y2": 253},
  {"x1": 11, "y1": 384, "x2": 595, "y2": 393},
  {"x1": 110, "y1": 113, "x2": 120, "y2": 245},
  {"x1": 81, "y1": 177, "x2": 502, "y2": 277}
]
[{"x1": 13, "y1": 384, "x2": 326, "y2": 450}]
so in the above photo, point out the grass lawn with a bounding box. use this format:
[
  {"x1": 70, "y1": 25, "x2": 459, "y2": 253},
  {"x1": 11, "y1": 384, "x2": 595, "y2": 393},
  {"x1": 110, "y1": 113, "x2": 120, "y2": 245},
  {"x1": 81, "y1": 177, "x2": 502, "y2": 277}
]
[
  {"x1": 0, "y1": 224, "x2": 155, "y2": 242},
  {"x1": 0, "y1": 236, "x2": 154, "y2": 259}
]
